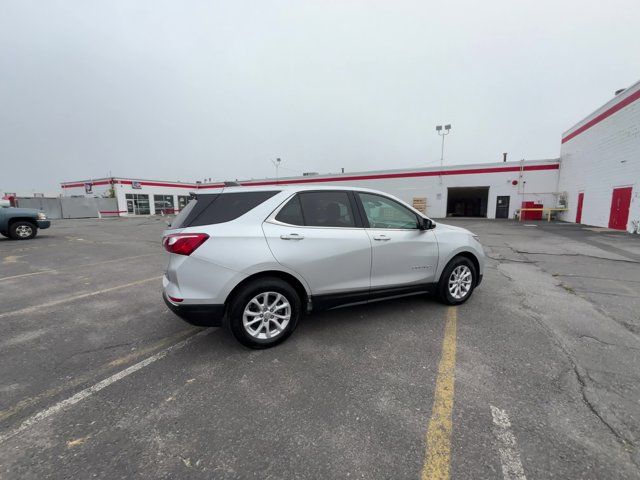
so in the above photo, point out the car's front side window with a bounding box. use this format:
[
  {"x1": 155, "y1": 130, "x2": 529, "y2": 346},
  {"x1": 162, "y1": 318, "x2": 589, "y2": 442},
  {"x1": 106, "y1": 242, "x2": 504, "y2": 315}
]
[
  {"x1": 298, "y1": 192, "x2": 356, "y2": 228},
  {"x1": 358, "y1": 193, "x2": 419, "y2": 229}
]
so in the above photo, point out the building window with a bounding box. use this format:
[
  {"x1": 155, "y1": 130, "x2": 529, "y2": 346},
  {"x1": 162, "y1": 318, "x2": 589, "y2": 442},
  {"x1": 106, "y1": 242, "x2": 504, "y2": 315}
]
[
  {"x1": 125, "y1": 194, "x2": 150, "y2": 215},
  {"x1": 177, "y1": 195, "x2": 191, "y2": 211},
  {"x1": 154, "y1": 195, "x2": 175, "y2": 214}
]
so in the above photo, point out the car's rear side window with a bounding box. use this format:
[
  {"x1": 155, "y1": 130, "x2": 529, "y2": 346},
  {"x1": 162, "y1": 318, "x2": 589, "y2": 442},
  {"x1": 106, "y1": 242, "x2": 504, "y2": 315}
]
[
  {"x1": 171, "y1": 191, "x2": 279, "y2": 228},
  {"x1": 299, "y1": 192, "x2": 356, "y2": 228}
]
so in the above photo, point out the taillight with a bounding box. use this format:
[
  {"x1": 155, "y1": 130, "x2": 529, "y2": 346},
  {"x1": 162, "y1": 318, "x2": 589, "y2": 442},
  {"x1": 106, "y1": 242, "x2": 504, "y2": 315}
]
[{"x1": 162, "y1": 233, "x2": 209, "y2": 256}]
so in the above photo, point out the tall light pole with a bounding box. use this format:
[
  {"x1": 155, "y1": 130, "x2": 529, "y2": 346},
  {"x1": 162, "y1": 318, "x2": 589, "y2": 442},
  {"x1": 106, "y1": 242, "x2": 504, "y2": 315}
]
[
  {"x1": 436, "y1": 124, "x2": 452, "y2": 184},
  {"x1": 271, "y1": 157, "x2": 282, "y2": 183}
]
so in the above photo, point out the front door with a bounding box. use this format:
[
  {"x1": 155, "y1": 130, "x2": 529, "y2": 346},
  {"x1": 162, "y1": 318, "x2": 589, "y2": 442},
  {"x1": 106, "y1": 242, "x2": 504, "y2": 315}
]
[
  {"x1": 496, "y1": 196, "x2": 510, "y2": 219},
  {"x1": 608, "y1": 187, "x2": 632, "y2": 230},
  {"x1": 263, "y1": 191, "x2": 372, "y2": 297},
  {"x1": 356, "y1": 192, "x2": 439, "y2": 289},
  {"x1": 576, "y1": 192, "x2": 584, "y2": 223}
]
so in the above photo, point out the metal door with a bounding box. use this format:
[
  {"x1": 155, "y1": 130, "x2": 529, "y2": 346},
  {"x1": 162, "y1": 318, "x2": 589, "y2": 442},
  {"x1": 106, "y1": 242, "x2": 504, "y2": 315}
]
[
  {"x1": 496, "y1": 196, "x2": 510, "y2": 219},
  {"x1": 608, "y1": 187, "x2": 632, "y2": 230},
  {"x1": 576, "y1": 193, "x2": 584, "y2": 223}
]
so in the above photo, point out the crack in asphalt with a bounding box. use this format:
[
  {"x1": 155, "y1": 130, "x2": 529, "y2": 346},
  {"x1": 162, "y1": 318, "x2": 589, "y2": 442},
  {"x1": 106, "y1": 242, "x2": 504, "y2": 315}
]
[
  {"x1": 493, "y1": 255, "x2": 638, "y2": 463},
  {"x1": 513, "y1": 250, "x2": 639, "y2": 263},
  {"x1": 578, "y1": 335, "x2": 640, "y2": 351}
]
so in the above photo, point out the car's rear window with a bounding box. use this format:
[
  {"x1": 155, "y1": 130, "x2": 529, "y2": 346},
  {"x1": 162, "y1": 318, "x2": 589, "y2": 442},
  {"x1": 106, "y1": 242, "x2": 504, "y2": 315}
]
[{"x1": 171, "y1": 191, "x2": 280, "y2": 228}]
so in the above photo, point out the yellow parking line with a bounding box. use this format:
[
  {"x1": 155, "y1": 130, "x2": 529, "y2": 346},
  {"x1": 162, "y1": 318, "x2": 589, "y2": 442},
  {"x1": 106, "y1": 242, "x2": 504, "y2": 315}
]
[{"x1": 421, "y1": 306, "x2": 458, "y2": 480}]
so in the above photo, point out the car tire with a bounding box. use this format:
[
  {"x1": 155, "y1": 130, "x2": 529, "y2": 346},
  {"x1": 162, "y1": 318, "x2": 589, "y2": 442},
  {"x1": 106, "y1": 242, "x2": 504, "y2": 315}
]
[
  {"x1": 227, "y1": 277, "x2": 301, "y2": 349},
  {"x1": 436, "y1": 256, "x2": 477, "y2": 305},
  {"x1": 9, "y1": 221, "x2": 37, "y2": 240}
]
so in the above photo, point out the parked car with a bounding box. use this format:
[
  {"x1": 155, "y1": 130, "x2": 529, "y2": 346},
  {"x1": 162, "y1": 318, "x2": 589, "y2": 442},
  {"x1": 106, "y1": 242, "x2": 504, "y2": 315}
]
[
  {"x1": 0, "y1": 206, "x2": 50, "y2": 240},
  {"x1": 162, "y1": 186, "x2": 484, "y2": 348}
]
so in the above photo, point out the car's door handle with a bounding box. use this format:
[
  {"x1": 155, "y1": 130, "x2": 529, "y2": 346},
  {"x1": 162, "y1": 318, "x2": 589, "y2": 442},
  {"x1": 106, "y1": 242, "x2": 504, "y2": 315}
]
[
  {"x1": 373, "y1": 235, "x2": 391, "y2": 241},
  {"x1": 280, "y1": 233, "x2": 304, "y2": 240}
]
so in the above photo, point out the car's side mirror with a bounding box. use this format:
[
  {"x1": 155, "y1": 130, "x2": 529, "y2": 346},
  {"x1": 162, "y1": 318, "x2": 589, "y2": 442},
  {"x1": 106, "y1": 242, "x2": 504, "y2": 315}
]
[{"x1": 420, "y1": 217, "x2": 435, "y2": 230}]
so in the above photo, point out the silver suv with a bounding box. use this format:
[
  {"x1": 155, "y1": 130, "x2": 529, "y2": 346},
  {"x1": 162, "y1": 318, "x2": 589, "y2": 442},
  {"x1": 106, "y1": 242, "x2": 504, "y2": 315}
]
[{"x1": 162, "y1": 186, "x2": 484, "y2": 348}]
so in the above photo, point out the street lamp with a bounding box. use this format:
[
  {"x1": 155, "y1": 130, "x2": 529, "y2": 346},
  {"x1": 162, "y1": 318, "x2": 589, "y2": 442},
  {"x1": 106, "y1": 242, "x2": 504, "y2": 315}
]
[
  {"x1": 436, "y1": 124, "x2": 452, "y2": 184},
  {"x1": 271, "y1": 157, "x2": 282, "y2": 183}
]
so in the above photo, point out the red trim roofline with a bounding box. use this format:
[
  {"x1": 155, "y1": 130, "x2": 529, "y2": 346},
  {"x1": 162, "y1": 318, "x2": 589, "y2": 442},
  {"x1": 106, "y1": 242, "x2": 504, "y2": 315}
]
[
  {"x1": 60, "y1": 163, "x2": 559, "y2": 190},
  {"x1": 239, "y1": 164, "x2": 559, "y2": 187},
  {"x1": 562, "y1": 88, "x2": 640, "y2": 144}
]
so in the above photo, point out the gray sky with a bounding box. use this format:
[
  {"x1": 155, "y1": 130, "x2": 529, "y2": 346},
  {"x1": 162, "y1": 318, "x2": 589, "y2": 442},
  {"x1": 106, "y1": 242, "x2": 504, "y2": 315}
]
[{"x1": 2, "y1": 0, "x2": 640, "y2": 194}]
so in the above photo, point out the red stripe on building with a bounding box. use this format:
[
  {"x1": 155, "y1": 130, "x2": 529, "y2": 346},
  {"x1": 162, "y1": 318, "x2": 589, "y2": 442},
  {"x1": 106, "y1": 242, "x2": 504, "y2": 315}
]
[
  {"x1": 562, "y1": 89, "x2": 640, "y2": 144},
  {"x1": 239, "y1": 163, "x2": 559, "y2": 187},
  {"x1": 60, "y1": 163, "x2": 559, "y2": 190}
]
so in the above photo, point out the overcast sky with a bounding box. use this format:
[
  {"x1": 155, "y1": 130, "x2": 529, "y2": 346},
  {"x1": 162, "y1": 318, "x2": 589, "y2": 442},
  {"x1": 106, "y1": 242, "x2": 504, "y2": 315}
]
[{"x1": 2, "y1": 0, "x2": 639, "y2": 194}]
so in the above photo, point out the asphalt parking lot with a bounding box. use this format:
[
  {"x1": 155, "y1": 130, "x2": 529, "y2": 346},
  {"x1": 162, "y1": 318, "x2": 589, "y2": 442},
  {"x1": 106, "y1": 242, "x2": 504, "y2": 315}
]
[{"x1": 0, "y1": 217, "x2": 639, "y2": 479}]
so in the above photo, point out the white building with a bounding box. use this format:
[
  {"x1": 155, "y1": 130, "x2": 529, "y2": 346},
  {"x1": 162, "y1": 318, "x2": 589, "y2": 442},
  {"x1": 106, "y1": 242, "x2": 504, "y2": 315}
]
[
  {"x1": 558, "y1": 79, "x2": 640, "y2": 232},
  {"x1": 60, "y1": 159, "x2": 560, "y2": 219},
  {"x1": 60, "y1": 79, "x2": 640, "y2": 231}
]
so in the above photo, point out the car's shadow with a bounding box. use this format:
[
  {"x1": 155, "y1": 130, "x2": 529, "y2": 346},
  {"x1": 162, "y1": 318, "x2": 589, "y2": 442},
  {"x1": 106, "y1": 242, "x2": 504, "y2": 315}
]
[{"x1": 206, "y1": 293, "x2": 449, "y2": 352}]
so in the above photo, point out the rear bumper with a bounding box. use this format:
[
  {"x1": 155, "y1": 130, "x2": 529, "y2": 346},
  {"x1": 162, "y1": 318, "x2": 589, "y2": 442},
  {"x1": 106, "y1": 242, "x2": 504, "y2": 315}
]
[
  {"x1": 37, "y1": 220, "x2": 51, "y2": 229},
  {"x1": 162, "y1": 292, "x2": 225, "y2": 327}
]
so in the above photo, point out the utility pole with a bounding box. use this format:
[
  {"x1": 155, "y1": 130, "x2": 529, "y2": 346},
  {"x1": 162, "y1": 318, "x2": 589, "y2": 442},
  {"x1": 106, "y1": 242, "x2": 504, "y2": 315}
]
[
  {"x1": 271, "y1": 157, "x2": 282, "y2": 183},
  {"x1": 435, "y1": 124, "x2": 452, "y2": 184}
]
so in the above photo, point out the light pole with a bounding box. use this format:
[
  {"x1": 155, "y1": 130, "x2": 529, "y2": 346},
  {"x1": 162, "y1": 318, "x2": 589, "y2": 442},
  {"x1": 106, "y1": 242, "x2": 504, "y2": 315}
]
[
  {"x1": 436, "y1": 124, "x2": 452, "y2": 184},
  {"x1": 271, "y1": 157, "x2": 282, "y2": 183}
]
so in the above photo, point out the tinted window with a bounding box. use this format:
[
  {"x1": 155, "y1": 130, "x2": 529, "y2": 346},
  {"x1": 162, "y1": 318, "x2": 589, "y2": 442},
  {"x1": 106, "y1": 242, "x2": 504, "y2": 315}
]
[
  {"x1": 171, "y1": 191, "x2": 279, "y2": 228},
  {"x1": 275, "y1": 195, "x2": 304, "y2": 225},
  {"x1": 299, "y1": 191, "x2": 356, "y2": 228},
  {"x1": 358, "y1": 193, "x2": 419, "y2": 229},
  {"x1": 170, "y1": 197, "x2": 197, "y2": 228}
]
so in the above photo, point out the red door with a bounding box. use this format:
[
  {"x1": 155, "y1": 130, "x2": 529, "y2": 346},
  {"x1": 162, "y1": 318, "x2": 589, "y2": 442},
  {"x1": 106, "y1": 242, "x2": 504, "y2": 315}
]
[
  {"x1": 576, "y1": 193, "x2": 584, "y2": 223},
  {"x1": 608, "y1": 187, "x2": 633, "y2": 230}
]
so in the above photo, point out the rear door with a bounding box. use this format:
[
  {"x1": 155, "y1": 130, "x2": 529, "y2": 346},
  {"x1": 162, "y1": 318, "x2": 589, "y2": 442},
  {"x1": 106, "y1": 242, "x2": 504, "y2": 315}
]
[
  {"x1": 263, "y1": 191, "x2": 372, "y2": 297},
  {"x1": 355, "y1": 192, "x2": 439, "y2": 289}
]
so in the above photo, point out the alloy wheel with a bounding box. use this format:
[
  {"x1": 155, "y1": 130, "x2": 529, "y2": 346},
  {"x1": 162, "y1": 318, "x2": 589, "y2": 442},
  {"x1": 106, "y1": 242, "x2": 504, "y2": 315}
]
[
  {"x1": 448, "y1": 265, "x2": 472, "y2": 300},
  {"x1": 242, "y1": 291, "x2": 291, "y2": 340}
]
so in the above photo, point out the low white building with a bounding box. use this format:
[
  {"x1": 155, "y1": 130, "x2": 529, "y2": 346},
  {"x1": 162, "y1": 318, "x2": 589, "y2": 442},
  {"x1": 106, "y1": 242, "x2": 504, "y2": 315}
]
[
  {"x1": 558, "y1": 79, "x2": 640, "y2": 232},
  {"x1": 60, "y1": 158, "x2": 560, "y2": 219},
  {"x1": 60, "y1": 79, "x2": 640, "y2": 231}
]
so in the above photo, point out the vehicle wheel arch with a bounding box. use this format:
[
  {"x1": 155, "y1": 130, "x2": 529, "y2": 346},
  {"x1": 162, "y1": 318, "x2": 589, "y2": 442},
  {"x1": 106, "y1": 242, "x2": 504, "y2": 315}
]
[
  {"x1": 452, "y1": 252, "x2": 480, "y2": 286},
  {"x1": 8, "y1": 217, "x2": 36, "y2": 228},
  {"x1": 225, "y1": 270, "x2": 309, "y2": 311},
  {"x1": 439, "y1": 250, "x2": 481, "y2": 286}
]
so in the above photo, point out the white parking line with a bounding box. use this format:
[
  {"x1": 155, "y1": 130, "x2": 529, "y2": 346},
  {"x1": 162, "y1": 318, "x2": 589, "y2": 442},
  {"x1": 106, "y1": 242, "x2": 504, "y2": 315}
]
[
  {"x1": 0, "y1": 276, "x2": 161, "y2": 319},
  {"x1": 490, "y1": 405, "x2": 527, "y2": 480},
  {"x1": 0, "y1": 329, "x2": 211, "y2": 445},
  {"x1": 0, "y1": 253, "x2": 162, "y2": 282}
]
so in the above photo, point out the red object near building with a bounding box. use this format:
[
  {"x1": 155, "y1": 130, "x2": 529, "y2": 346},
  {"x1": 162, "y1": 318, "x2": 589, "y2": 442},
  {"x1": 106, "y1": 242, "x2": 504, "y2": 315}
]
[
  {"x1": 576, "y1": 193, "x2": 584, "y2": 223},
  {"x1": 521, "y1": 201, "x2": 543, "y2": 220},
  {"x1": 608, "y1": 187, "x2": 632, "y2": 230}
]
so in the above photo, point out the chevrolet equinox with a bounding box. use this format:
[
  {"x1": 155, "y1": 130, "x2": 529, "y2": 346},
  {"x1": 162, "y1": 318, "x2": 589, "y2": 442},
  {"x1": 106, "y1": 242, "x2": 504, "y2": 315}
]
[{"x1": 162, "y1": 186, "x2": 484, "y2": 348}]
